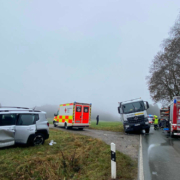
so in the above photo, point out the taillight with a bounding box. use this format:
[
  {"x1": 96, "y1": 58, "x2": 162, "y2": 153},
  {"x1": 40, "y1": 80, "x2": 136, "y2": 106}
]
[{"x1": 47, "y1": 122, "x2": 49, "y2": 127}]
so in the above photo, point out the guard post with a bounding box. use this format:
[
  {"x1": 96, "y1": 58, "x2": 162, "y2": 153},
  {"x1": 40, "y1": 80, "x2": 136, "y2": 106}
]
[{"x1": 111, "y1": 143, "x2": 116, "y2": 179}]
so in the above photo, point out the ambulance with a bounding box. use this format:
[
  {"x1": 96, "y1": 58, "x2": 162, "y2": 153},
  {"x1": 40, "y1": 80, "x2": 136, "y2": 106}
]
[
  {"x1": 53, "y1": 102, "x2": 92, "y2": 130},
  {"x1": 168, "y1": 96, "x2": 180, "y2": 137}
]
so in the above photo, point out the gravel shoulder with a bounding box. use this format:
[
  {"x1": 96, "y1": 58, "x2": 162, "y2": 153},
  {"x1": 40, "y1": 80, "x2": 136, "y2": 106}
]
[{"x1": 50, "y1": 125, "x2": 139, "y2": 160}]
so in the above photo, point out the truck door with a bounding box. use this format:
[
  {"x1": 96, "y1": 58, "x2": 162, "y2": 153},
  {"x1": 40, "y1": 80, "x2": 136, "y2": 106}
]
[
  {"x1": 0, "y1": 114, "x2": 16, "y2": 148},
  {"x1": 82, "y1": 106, "x2": 89, "y2": 123},
  {"x1": 75, "y1": 105, "x2": 82, "y2": 123},
  {"x1": 15, "y1": 114, "x2": 38, "y2": 144}
]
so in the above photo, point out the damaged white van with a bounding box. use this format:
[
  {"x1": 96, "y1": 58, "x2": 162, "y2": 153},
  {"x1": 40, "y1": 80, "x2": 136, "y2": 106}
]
[{"x1": 0, "y1": 107, "x2": 49, "y2": 148}]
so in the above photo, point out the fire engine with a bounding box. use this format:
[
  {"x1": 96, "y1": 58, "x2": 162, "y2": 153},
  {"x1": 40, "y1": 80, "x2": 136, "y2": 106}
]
[
  {"x1": 53, "y1": 102, "x2": 91, "y2": 130},
  {"x1": 168, "y1": 96, "x2": 180, "y2": 137}
]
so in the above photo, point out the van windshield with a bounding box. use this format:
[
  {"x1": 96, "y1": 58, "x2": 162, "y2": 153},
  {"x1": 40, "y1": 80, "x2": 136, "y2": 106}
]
[{"x1": 122, "y1": 101, "x2": 145, "y2": 114}]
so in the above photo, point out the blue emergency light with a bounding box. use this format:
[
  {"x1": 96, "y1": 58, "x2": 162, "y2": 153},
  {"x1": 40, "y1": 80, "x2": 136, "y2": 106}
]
[{"x1": 174, "y1": 99, "x2": 177, "y2": 104}]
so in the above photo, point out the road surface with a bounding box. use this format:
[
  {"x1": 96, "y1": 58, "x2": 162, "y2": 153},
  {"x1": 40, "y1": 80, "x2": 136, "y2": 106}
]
[{"x1": 142, "y1": 126, "x2": 180, "y2": 180}]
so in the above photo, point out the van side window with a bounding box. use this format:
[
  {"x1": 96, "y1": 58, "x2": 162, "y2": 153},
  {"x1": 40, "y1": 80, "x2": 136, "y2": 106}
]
[
  {"x1": 17, "y1": 114, "x2": 39, "y2": 126},
  {"x1": 84, "y1": 107, "x2": 89, "y2": 113},
  {"x1": 0, "y1": 114, "x2": 17, "y2": 126}
]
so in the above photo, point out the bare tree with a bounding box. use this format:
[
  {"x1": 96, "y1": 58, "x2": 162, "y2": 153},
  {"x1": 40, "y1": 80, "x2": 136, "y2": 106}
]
[{"x1": 147, "y1": 13, "x2": 180, "y2": 104}]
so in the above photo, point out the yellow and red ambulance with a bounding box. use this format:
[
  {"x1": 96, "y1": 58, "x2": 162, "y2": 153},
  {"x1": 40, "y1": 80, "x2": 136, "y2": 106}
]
[{"x1": 53, "y1": 102, "x2": 91, "y2": 130}]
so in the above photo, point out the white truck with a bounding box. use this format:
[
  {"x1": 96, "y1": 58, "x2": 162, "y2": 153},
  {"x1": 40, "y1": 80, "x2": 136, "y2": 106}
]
[{"x1": 117, "y1": 98, "x2": 150, "y2": 133}]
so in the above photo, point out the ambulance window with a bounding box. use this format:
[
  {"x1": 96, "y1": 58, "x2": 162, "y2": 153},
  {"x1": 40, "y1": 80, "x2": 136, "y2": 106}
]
[
  {"x1": 84, "y1": 107, "x2": 89, "y2": 113},
  {"x1": 76, "y1": 106, "x2": 82, "y2": 112}
]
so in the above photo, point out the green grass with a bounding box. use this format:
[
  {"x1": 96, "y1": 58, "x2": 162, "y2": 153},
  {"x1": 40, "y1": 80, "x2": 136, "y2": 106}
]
[
  {"x1": 0, "y1": 129, "x2": 137, "y2": 180},
  {"x1": 48, "y1": 118, "x2": 124, "y2": 132},
  {"x1": 89, "y1": 121, "x2": 124, "y2": 132},
  {"x1": 48, "y1": 118, "x2": 53, "y2": 124}
]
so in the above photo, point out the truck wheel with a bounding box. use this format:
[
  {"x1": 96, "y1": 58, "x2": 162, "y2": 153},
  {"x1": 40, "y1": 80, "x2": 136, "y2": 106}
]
[
  {"x1": 32, "y1": 133, "x2": 44, "y2": 146},
  {"x1": 170, "y1": 125, "x2": 174, "y2": 137},
  {"x1": 146, "y1": 128, "x2": 150, "y2": 134},
  {"x1": 78, "y1": 128, "x2": 83, "y2": 130}
]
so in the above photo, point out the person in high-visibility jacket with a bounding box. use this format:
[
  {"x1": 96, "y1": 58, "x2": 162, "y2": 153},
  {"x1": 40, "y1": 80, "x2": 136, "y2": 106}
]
[{"x1": 153, "y1": 115, "x2": 159, "y2": 130}]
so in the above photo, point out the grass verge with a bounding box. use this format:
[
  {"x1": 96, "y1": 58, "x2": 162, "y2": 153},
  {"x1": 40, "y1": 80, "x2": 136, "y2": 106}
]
[{"x1": 0, "y1": 129, "x2": 136, "y2": 180}]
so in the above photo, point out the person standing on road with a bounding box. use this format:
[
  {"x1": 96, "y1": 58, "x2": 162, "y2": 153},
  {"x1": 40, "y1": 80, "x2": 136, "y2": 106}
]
[
  {"x1": 154, "y1": 115, "x2": 159, "y2": 130},
  {"x1": 96, "y1": 115, "x2": 99, "y2": 125}
]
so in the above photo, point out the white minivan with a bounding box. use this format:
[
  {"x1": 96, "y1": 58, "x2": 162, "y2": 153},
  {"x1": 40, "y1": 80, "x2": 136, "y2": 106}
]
[{"x1": 0, "y1": 107, "x2": 49, "y2": 148}]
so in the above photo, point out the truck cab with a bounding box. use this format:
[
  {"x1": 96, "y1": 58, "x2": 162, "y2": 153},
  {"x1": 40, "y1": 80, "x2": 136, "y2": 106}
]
[{"x1": 118, "y1": 99, "x2": 150, "y2": 133}]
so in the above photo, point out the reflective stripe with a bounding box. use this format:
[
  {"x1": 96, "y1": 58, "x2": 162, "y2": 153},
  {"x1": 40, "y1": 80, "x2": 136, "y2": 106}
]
[
  {"x1": 60, "y1": 103, "x2": 74, "y2": 106},
  {"x1": 58, "y1": 115, "x2": 73, "y2": 124}
]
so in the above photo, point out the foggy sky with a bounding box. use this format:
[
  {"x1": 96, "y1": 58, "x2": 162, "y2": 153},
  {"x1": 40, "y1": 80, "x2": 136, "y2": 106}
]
[{"x1": 1, "y1": 0, "x2": 180, "y2": 117}]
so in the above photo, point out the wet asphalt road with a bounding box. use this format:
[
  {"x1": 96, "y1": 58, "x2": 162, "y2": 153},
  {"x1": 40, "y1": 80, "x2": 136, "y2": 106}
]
[{"x1": 142, "y1": 125, "x2": 180, "y2": 180}]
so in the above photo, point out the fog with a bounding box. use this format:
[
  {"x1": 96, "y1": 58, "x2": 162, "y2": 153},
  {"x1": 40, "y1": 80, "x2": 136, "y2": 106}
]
[
  {"x1": 1, "y1": 1, "x2": 180, "y2": 116},
  {"x1": 36, "y1": 104, "x2": 119, "y2": 121},
  {"x1": 36, "y1": 103, "x2": 160, "y2": 121}
]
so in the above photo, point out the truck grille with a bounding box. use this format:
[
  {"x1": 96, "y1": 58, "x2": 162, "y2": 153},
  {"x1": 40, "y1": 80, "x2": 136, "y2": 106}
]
[{"x1": 127, "y1": 115, "x2": 145, "y2": 124}]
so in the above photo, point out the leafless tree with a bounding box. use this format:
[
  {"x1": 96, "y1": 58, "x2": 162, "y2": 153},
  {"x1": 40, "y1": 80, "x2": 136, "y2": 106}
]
[{"x1": 147, "y1": 13, "x2": 180, "y2": 105}]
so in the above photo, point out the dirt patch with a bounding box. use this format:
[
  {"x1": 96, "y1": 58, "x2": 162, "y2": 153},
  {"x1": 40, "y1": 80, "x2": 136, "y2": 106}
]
[{"x1": 50, "y1": 125, "x2": 139, "y2": 160}]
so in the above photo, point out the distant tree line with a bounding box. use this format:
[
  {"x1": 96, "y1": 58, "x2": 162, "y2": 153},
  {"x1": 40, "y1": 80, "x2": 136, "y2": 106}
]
[
  {"x1": 147, "y1": 13, "x2": 180, "y2": 105},
  {"x1": 36, "y1": 104, "x2": 119, "y2": 121}
]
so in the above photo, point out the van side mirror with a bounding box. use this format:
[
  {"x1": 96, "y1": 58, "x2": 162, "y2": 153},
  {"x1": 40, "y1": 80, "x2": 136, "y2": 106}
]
[{"x1": 54, "y1": 113, "x2": 57, "y2": 116}]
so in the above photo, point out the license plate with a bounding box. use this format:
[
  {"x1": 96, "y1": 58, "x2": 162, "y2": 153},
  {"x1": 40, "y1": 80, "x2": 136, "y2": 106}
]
[{"x1": 135, "y1": 124, "x2": 140, "y2": 126}]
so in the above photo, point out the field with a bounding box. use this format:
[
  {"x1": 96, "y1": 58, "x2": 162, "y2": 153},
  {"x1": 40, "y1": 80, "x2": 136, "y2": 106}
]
[
  {"x1": 48, "y1": 118, "x2": 124, "y2": 132},
  {"x1": 0, "y1": 129, "x2": 137, "y2": 180},
  {"x1": 89, "y1": 120, "x2": 124, "y2": 132}
]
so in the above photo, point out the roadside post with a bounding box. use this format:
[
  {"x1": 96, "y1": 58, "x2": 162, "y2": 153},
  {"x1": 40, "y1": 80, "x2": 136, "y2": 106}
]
[{"x1": 111, "y1": 143, "x2": 116, "y2": 179}]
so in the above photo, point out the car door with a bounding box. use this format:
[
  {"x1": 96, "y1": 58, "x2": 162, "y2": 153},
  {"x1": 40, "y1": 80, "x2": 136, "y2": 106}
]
[
  {"x1": 0, "y1": 114, "x2": 16, "y2": 148},
  {"x1": 15, "y1": 114, "x2": 37, "y2": 144}
]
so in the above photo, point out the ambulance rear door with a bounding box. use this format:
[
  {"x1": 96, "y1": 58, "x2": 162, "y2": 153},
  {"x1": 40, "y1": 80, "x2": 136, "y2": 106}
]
[
  {"x1": 74, "y1": 104, "x2": 90, "y2": 125},
  {"x1": 82, "y1": 105, "x2": 90, "y2": 124}
]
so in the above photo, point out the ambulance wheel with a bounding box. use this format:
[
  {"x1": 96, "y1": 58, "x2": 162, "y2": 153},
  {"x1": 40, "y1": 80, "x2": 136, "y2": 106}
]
[
  {"x1": 53, "y1": 121, "x2": 57, "y2": 127},
  {"x1": 78, "y1": 128, "x2": 83, "y2": 130},
  {"x1": 65, "y1": 123, "x2": 68, "y2": 130}
]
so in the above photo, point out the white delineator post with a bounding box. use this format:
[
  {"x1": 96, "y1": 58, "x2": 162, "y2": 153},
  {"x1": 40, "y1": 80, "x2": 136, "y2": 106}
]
[{"x1": 111, "y1": 143, "x2": 116, "y2": 179}]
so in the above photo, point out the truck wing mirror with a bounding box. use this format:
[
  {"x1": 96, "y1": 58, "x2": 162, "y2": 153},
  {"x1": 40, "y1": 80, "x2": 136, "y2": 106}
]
[
  {"x1": 146, "y1": 102, "x2": 149, "y2": 109},
  {"x1": 118, "y1": 107, "x2": 120, "y2": 114}
]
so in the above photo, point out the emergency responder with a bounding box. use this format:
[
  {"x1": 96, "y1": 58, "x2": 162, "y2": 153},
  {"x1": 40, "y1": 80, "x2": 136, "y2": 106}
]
[
  {"x1": 96, "y1": 115, "x2": 99, "y2": 125},
  {"x1": 153, "y1": 115, "x2": 159, "y2": 130}
]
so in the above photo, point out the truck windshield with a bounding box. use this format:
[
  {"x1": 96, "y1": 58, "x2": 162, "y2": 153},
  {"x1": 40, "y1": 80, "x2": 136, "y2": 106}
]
[{"x1": 122, "y1": 101, "x2": 145, "y2": 114}]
